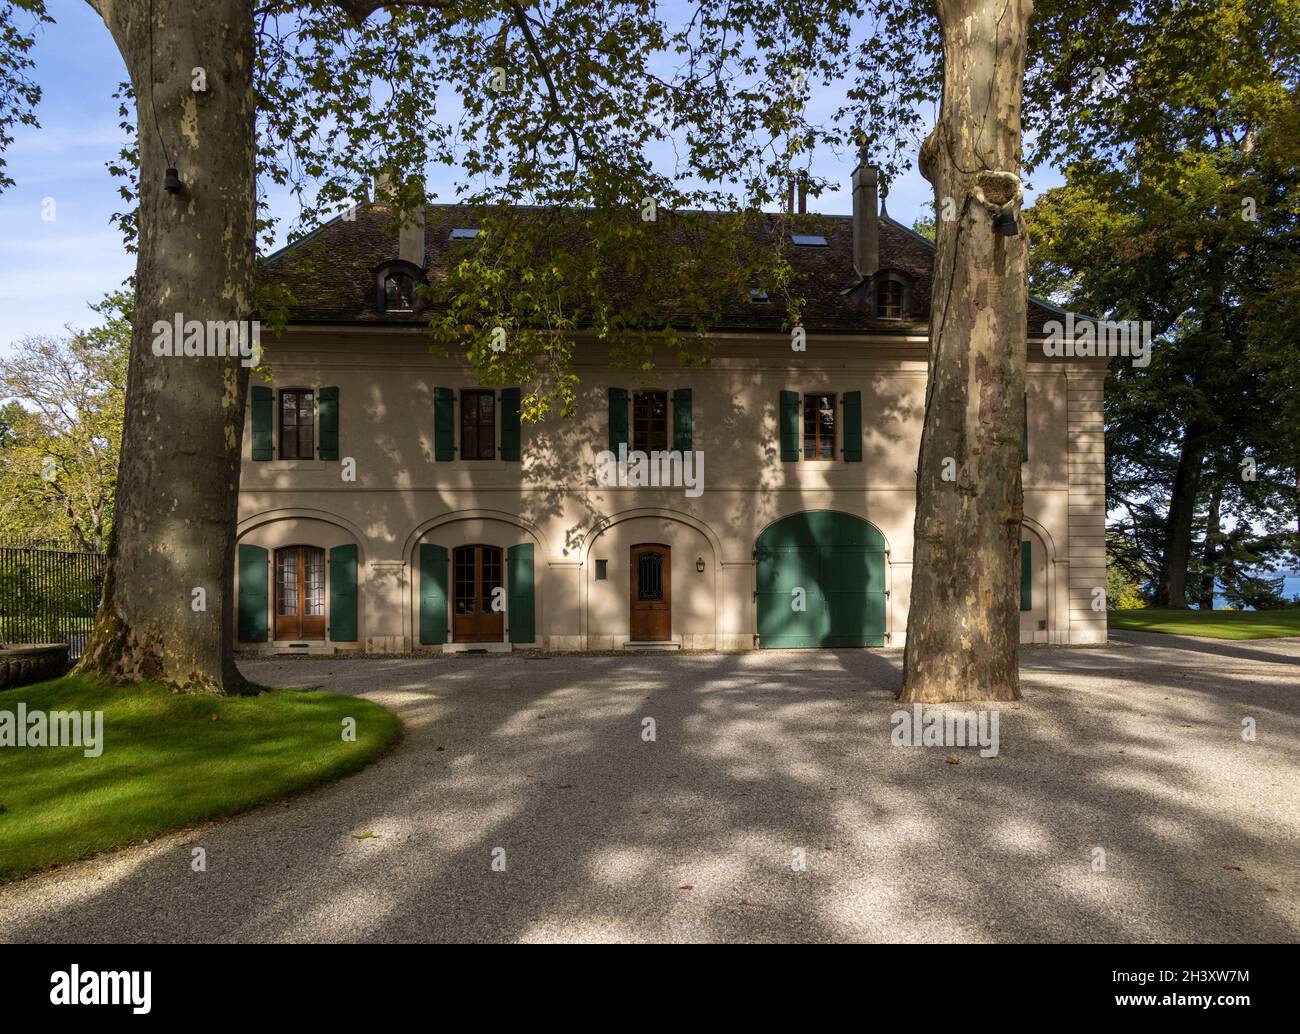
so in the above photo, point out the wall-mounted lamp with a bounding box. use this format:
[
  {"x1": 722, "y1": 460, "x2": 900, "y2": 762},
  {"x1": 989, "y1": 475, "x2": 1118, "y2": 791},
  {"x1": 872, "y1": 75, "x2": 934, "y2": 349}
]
[
  {"x1": 695, "y1": 557, "x2": 706, "y2": 573},
  {"x1": 163, "y1": 167, "x2": 184, "y2": 194},
  {"x1": 993, "y1": 209, "x2": 1019, "y2": 236}
]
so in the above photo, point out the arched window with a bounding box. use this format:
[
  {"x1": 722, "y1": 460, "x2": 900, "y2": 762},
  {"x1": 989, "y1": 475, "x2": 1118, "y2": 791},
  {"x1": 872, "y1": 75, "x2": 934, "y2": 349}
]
[
  {"x1": 872, "y1": 273, "x2": 910, "y2": 320},
  {"x1": 876, "y1": 279, "x2": 904, "y2": 319},
  {"x1": 374, "y1": 261, "x2": 424, "y2": 313},
  {"x1": 384, "y1": 272, "x2": 415, "y2": 311}
]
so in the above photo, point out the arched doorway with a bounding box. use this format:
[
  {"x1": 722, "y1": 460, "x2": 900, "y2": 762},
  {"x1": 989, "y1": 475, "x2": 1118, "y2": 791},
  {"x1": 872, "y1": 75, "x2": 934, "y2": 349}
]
[
  {"x1": 452, "y1": 544, "x2": 505, "y2": 643},
  {"x1": 274, "y1": 545, "x2": 326, "y2": 640},
  {"x1": 755, "y1": 511, "x2": 887, "y2": 648}
]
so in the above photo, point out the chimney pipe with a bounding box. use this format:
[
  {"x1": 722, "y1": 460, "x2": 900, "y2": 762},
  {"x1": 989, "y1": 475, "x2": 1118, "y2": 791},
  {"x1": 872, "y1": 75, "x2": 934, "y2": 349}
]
[
  {"x1": 852, "y1": 153, "x2": 879, "y2": 280},
  {"x1": 797, "y1": 173, "x2": 807, "y2": 215},
  {"x1": 398, "y1": 179, "x2": 426, "y2": 270}
]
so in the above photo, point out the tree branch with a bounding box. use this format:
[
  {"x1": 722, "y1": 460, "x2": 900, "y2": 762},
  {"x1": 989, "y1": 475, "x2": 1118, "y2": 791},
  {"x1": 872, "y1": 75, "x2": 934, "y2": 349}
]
[{"x1": 330, "y1": 0, "x2": 450, "y2": 26}]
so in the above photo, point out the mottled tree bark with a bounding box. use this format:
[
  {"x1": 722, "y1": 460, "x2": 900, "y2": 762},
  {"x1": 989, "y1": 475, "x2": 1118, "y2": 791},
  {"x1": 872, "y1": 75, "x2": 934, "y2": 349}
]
[
  {"x1": 77, "y1": 0, "x2": 256, "y2": 693},
  {"x1": 901, "y1": 0, "x2": 1033, "y2": 703}
]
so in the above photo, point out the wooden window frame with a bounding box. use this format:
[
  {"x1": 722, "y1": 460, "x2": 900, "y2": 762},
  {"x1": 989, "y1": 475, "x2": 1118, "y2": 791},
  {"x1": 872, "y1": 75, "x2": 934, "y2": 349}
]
[
  {"x1": 459, "y1": 389, "x2": 497, "y2": 461},
  {"x1": 633, "y1": 390, "x2": 669, "y2": 453},
  {"x1": 802, "y1": 392, "x2": 836, "y2": 460},
  {"x1": 872, "y1": 273, "x2": 910, "y2": 320},
  {"x1": 374, "y1": 260, "x2": 425, "y2": 313},
  {"x1": 278, "y1": 388, "x2": 315, "y2": 460}
]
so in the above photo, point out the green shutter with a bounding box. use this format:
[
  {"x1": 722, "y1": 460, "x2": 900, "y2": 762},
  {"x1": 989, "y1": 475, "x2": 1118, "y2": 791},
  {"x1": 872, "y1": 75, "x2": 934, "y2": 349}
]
[
  {"x1": 779, "y1": 390, "x2": 800, "y2": 461},
  {"x1": 251, "y1": 386, "x2": 273, "y2": 461},
  {"x1": 1020, "y1": 540, "x2": 1032, "y2": 611},
  {"x1": 672, "y1": 388, "x2": 693, "y2": 452},
  {"x1": 608, "y1": 387, "x2": 629, "y2": 453},
  {"x1": 1022, "y1": 391, "x2": 1028, "y2": 462},
  {"x1": 434, "y1": 387, "x2": 455, "y2": 461},
  {"x1": 507, "y1": 542, "x2": 535, "y2": 644},
  {"x1": 328, "y1": 543, "x2": 358, "y2": 641},
  {"x1": 237, "y1": 544, "x2": 269, "y2": 642},
  {"x1": 501, "y1": 386, "x2": 521, "y2": 461},
  {"x1": 842, "y1": 390, "x2": 862, "y2": 462},
  {"x1": 419, "y1": 543, "x2": 449, "y2": 644},
  {"x1": 318, "y1": 386, "x2": 339, "y2": 460}
]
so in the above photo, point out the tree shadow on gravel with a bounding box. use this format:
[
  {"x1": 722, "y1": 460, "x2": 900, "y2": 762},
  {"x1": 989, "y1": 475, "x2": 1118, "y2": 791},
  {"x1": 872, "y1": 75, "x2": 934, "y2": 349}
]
[{"x1": 1, "y1": 646, "x2": 1296, "y2": 943}]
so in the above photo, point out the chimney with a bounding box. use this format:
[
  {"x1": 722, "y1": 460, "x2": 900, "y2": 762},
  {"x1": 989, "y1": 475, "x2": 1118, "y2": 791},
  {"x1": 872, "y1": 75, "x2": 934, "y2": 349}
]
[
  {"x1": 851, "y1": 153, "x2": 879, "y2": 280},
  {"x1": 797, "y1": 173, "x2": 807, "y2": 215},
  {"x1": 398, "y1": 181, "x2": 426, "y2": 269},
  {"x1": 373, "y1": 171, "x2": 394, "y2": 204}
]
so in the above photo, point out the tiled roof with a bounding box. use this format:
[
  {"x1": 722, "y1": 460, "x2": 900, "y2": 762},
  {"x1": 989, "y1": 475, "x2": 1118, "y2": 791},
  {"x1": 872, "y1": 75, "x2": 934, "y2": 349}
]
[{"x1": 261, "y1": 203, "x2": 1063, "y2": 336}]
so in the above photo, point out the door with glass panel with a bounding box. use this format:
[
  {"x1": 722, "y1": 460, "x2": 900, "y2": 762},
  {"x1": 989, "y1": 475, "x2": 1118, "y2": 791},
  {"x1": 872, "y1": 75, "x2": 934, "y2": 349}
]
[
  {"x1": 452, "y1": 545, "x2": 505, "y2": 642},
  {"x1": 274, "y1": 545, "x2": 326, "y2": 640},
  {"x1": 629, "y1": 543, "x2": 671, "y2": 641}
]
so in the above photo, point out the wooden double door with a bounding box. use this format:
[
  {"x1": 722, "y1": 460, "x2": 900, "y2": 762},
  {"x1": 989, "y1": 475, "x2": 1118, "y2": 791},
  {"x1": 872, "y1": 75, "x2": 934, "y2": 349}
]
[
  {"x1": 453, "y1": 545, "x2": 505, "y2": 642},
  {"x1": 275, "y1": 545, "x2": 326, "y2": 640},
  {"x1": 629, "y1": 544, "x2": 671, "y2": 641}
]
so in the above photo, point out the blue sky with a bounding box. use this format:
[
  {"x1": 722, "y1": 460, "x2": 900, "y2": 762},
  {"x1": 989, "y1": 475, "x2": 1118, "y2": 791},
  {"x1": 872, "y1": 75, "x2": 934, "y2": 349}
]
[{"x1": 0, "y1": 0, "x2": 1064, "y2": 358}]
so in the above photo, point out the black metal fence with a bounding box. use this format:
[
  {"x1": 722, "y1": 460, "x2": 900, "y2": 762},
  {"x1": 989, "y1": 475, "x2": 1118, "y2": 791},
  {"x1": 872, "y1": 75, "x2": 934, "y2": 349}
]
[{"x1": 0, "y1": 542, "x2": 106, "y2": 659}]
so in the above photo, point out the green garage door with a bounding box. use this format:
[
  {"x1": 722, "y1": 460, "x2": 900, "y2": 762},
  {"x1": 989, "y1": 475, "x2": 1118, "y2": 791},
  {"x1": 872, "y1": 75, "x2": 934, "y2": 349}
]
[{"x1": 756, "y1": 511, "x2": 887, "y2": 648}]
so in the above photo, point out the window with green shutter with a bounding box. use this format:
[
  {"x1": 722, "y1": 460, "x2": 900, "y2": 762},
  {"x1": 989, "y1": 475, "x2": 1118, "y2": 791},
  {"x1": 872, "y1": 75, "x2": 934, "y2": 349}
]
[
  {"x1": 419, "y1": 543, "x2": 449, "y2": 644},
  {"x1": 842, "y1": 390, "x2": 863, "y2": 462},
  {"x1": 672, "y1": 388, "x2": 693, "y2": 452},
  {"x1": 251, "y1": 386, "x2": 273, "y2": 460},
  {"x1": 1020, "y1": 540, "x2": 1032, "y2": 611},
  {"x1": 318, "y1": 386, "x2": 339, "y2": 460},
  {"x1": 237, "y1": 544, "x2": 269, "y2": 641},
  {"x1": 501, "y1": 387, "x2": 522, "y2": 460},
  {"x1": 507, "y1": 542, "x2": 535, "y2": 643},
  {"x1": 328, "y1": 543, "x2": 358, "y2": 641},
  {"x1": 433, "y1": 387, "x2": 455, "y2": 461},
  {"x1": 608, "y1": 387, "x2": 629, "y2": 453},
  {"x1": 779, "y1": 390, "x2": 800, "y2": 461}
]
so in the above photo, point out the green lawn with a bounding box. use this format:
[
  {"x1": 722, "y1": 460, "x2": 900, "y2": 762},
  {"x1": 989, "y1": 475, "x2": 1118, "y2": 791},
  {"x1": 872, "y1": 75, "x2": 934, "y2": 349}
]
[
  {"x1": 0, "y1": 676, "x2": 400, "y2": 881},
  {"x1": 1108, "y1": 606, "x2": 1300, "y2": 640}
]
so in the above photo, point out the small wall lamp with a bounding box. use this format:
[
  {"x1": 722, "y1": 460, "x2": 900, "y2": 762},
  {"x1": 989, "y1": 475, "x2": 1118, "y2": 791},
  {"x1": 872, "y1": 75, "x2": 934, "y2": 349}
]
[{"x1": 696, "y1": 557, "x2": 706, "y2": 573}]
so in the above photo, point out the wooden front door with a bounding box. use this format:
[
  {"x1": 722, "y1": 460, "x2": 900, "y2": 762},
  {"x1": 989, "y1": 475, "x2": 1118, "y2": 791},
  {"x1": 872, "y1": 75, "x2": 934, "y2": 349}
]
[
  {"x1": 452, "y1": 545, "x2": 505, "y2": 642},
  {"x1": 274, "y1": 545, "x2": 326, "y2": 641},
  {"x1": 630, "y1": 544, "x2": 671, "y2": 641}
]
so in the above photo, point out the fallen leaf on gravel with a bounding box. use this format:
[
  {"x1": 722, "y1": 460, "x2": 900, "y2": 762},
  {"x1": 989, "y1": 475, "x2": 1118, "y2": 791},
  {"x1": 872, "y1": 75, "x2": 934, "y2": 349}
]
[
  {"x1": 352, "y1": 831, "x2": 377, "y2": 840},
  {"x1": 1224, "y1": 865, "x2": 1243, "y2": 871},
  {"x1": 679, "y1": 885, "x2": 694, "y2": 891},
  {"x1": 435, "y1": 746, "x2": 445, "y2": 752},
  {"x1": 1266, "y1": 887, "x2": 1279, "y2": 893},
  {"x1": 945, "y1": 756, "x2": 960, "y2": 765}
]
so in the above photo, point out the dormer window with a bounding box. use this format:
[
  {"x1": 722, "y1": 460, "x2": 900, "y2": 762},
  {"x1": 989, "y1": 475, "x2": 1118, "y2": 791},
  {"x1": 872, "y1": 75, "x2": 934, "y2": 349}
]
[
  {"x1": 374, "y1": 260, "x2": 425, "y2": 313},
  {"x1": 878, "y1": 280, "x2": 903, "y2": 319},
  {"x1": 872, "y1": 273, "x2": 910, "y2": 320},
  {"x1": 384, "y1": 272, "x2": 416, "y2": 311}
]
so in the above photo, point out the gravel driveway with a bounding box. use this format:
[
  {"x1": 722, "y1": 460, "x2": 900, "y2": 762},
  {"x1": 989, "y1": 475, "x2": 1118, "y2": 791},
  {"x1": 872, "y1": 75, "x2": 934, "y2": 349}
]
[{"x1": 2, "y1": 632, "x2": 1297, "y2": 943}]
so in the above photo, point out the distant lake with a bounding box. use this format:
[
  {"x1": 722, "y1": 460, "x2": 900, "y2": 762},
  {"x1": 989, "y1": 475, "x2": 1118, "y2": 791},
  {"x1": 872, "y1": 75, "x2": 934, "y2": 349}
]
[{"x1": 1213, "y1": 572, "x2": 1300, "y2": 610}]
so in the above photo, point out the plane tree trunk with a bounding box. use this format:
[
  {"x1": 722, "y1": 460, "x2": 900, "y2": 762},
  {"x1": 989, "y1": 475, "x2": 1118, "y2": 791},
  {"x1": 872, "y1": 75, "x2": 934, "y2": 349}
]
[
  {"x1": 900, "y1": 0, "x2": 1033, "y2": 703},
  {"x1": 76, "y1": 0, "x2": 256, "y2": 693}
]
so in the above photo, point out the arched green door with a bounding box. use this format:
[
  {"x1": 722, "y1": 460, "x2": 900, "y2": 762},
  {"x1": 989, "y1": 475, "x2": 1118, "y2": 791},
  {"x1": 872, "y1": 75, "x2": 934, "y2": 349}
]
[{"x1": 756, "y1": 511, "x2": 887, "y2": 648}]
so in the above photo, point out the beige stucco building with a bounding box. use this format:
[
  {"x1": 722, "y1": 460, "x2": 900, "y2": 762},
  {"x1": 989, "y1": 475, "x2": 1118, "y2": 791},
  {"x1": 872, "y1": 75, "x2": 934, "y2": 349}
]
[{"x1": 234, "y1": 191, "x2": 1107, "y2": 655}]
